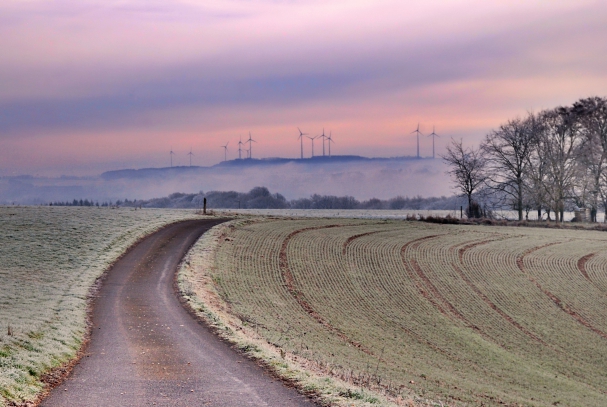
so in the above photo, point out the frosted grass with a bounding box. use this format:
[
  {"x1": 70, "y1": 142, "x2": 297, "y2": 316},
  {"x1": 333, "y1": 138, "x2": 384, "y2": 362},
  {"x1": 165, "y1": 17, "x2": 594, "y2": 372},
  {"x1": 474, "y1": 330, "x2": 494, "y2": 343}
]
[
  {"x1": 218, "y1": 208, "x2": 602, "y2": 221},
  {"x1": 0, "y1": 206, "x2": 201, "y2": 405}
]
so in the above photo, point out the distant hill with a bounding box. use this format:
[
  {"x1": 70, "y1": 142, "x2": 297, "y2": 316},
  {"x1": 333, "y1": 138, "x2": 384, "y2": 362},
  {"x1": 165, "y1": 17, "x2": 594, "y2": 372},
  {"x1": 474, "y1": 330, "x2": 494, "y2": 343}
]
[
  {"x1": 1, "y1": 155, "x2": 450, "y2": 205},
  {"x1": 100, "y1": 155, "x2": 426, "y2": 180}
]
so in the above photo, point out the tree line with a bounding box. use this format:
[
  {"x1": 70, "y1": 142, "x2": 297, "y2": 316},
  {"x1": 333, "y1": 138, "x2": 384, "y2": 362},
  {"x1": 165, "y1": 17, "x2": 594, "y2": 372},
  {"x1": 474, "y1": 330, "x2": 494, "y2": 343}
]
[
  {"x1": 49, "y1": 199, "x2": 114, "y2": 207},
  {"x1": 124, "y1": 187, "x2": 460, "y2": 210},
  {"x1": 443, "y1": 96, "x2": 607, "y2": 221},
  {"x1": 50, "y1": 187, "x2": 463, "y2": 211}
]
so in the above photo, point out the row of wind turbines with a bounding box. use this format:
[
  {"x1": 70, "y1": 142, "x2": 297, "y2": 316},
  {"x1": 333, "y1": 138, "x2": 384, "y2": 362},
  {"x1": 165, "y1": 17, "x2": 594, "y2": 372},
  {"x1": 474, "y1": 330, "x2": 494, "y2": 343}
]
[
  {"x1": 221, "y1": 132, "x2": 257, "y2": 162},
  {"x1": 219, "y1": 128, "x2": 335, "y2": 162},
  {"x1": 411, "y1": 123, "x2": 440, "y2": 159},
  {"x1": 169, "y1": 132, "x2": 258, "y2": 167},
  {"x1": 168, "y1": 123, "x2": 440, "y2": 167},
  {"x1": 296, "y1": 128, "x2": 335, "y2": 159}
]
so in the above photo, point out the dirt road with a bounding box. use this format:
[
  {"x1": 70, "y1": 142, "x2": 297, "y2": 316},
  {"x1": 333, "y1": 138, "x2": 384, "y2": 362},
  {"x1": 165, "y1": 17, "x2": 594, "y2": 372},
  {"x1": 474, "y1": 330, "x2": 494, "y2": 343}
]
[{"x1": 41, "y1": 219, "x2": 316, "y2": 407}]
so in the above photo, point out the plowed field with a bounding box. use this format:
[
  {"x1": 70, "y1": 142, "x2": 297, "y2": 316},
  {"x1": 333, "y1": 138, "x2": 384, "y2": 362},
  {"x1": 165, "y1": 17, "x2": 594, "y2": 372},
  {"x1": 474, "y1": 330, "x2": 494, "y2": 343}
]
[{"x1": 203, "y1": 218, "x2": 607, "y2": 406}]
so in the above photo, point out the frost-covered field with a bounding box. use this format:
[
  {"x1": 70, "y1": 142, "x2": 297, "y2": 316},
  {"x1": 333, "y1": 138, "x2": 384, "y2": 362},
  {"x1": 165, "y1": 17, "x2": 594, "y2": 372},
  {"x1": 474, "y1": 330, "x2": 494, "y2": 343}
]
[
  {"x1": 218, "y1": 208, "x2": 603, "y2": 222},
  {"x1": 0, "y1": 206, "x2": 201, "y2": 406}
]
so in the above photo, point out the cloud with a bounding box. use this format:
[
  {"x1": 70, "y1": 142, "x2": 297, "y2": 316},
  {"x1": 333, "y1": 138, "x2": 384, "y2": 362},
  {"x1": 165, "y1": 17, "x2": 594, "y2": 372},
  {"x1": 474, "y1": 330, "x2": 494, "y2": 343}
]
[{"x1": 0, "y1": 0, "x2": 606, "y2": 176}]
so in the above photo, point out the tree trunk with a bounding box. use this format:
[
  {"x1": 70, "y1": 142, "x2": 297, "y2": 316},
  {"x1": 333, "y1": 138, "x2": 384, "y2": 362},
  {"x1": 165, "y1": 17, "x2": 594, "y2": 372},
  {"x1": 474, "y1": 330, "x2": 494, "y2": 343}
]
[
  {"x1": 517, "y1": 180, "x2": 523, "y2": 221},
  {"x1": 591, "y1": 206, "x2": 597, "y2": 222},
  {"x1": 468, "y1": 194, "x2": 473, "y2": 214}
]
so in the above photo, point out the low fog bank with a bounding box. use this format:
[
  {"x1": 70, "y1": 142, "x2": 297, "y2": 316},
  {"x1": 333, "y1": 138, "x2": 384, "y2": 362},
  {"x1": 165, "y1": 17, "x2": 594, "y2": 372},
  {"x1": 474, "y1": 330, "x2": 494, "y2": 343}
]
[
  {"x1": 81, "y1": 186, "x2": 465, "y2": 211},
  {"x1": 0, "y1": 157, "x2": 452, "y2": 205}
]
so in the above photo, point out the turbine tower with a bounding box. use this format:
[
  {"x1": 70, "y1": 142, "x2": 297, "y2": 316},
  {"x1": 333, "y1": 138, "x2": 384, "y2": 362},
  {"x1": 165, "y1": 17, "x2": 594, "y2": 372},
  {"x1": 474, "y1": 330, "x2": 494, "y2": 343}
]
[
  {"x1": 221, "y1": 142, "x2": 229, "y2": 162},
  {"x1": 327, "y1": 131, "x2": 334, "y2": 157},
  {"x1": 319, "y1": 128, "x2": 327, "y2": 156},
  {"x1": 247, "y1": 132, "x2": 256, "y2": 159},
  {"x1": 238, "y1": 136, "x2": 244, "y2": 159},
  {"x1": 188, "y1": 147, "x2": 194, "y2": 167},
  {"x1": 170, "y1": 147, "x2": 175, "y2": 167},
  {"x1": 410, "y1": 123, "x2": 424, "y2": 158},
  {"x1": 426, "y1": 126, "x2": 440, "y2": 159},
  {"x1": 306, "y1": 135, "x2": 317, "y2": 157},
  {"x1": 297, "y1": 127, "x2": 307, "y2": 159}
]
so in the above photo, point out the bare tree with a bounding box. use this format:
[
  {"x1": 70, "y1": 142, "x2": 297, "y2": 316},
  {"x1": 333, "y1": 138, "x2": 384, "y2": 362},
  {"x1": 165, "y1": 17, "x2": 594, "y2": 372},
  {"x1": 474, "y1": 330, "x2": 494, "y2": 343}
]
[
  {"x1": 442, "y1": 138, "x2": 487, "y2": 217},
  {"x1": 572, "y1": 97, "x2": 607, "y2": 222},
  {"x1": 526, "y1": 134, "x2": 551, "y2": 220},
  {"x1": 481, "y1": 114, "x2": 538, "y2": 220},
  {"x1": 536, "y1": 106, "x2": 583, "y2": 222}
]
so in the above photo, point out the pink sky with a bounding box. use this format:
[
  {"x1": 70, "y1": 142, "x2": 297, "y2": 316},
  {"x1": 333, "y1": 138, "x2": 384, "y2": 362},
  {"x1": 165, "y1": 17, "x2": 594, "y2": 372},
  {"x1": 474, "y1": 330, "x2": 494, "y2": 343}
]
[{"x1": 1, "y1": 0, "x2": 606, "y2": 176}]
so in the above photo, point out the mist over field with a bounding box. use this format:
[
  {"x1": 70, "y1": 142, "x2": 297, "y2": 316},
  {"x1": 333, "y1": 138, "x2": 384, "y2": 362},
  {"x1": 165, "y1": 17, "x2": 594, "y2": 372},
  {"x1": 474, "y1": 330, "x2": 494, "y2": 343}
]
[{"x1": 0, "y1": 158, "x2": 451, "y2": 205}]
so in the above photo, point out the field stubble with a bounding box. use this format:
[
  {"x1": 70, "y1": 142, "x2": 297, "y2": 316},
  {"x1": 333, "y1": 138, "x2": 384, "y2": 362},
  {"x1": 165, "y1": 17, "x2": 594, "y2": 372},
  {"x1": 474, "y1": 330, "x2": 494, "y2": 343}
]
[{"x1": 181, "y1": 217, "x2": 607, "y2": 406}]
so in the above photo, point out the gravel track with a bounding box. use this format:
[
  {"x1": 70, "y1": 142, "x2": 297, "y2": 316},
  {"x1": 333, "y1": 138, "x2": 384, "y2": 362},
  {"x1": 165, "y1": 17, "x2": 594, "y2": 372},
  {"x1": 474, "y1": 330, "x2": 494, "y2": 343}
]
[{"x1": 40, "y1": 219, "x2": 316, "y2": 407}]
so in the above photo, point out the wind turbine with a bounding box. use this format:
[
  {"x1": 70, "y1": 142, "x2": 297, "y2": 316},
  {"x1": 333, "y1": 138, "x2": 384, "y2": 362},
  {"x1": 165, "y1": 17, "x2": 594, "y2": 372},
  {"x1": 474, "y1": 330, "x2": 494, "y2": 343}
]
[
  {"x1": 247, "y1": 132, "x2": 256, "y2": 159},
  {"x1": 306, "y1": 135, "x2": 317, "y2": 157},
  {"x1": 410, "y1": 123, "x2": 424, "y2": 158},
  {"x1": 327, "y1": 131, "x2": 335, "y2": 157},
  {"x1": 170, "y1": 147, "x2": 175, "y2": 167},
  {"x1": 221, "y1": 142, "x2": 229, "y2": 162},
  {"x1": 426, "y1": 126, "x2": 440, "y2": 159},
  {"x1": 297, "y1": 127, "x2": 307, "y2": 159},
  {"x1": 187, "y1": 147, "x2": 194, "y2": 167},
  {"x1": 319, "y1": 128, "x2": 327, "y2": 156},
  {"x1": 238, "y1": 135, "x2": 244, "y2": 159}
]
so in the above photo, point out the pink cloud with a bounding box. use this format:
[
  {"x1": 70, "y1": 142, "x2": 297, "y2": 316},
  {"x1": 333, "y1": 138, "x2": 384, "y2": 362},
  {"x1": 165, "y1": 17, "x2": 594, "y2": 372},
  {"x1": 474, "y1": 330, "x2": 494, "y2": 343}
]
[{"x1": 0, "y1": 0, "x2": 605, "y2": 177}]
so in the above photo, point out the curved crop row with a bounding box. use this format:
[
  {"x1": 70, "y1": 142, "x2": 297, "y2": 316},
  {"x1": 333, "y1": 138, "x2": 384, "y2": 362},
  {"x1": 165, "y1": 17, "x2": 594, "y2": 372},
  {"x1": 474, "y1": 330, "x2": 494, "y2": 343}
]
[{"x1": 200, "y1": 218, "x2": 607, "y2": 406}]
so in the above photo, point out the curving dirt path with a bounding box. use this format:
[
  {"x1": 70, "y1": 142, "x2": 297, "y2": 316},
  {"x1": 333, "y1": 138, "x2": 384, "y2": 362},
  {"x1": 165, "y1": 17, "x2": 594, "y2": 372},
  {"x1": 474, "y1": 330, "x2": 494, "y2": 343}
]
[{"x1": 40, "y1": 219, "x2": 316, "y2": 407}]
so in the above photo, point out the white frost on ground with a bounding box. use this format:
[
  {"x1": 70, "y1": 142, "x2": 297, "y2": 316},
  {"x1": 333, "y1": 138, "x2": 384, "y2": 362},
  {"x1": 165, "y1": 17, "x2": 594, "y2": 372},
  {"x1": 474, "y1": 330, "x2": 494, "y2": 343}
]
[
  {"x1": 217, "y1": 208, "x2": 602, "y2": 222},
  {"x1": 0, "y1": 206, "x2": 202, "y2": 406}
]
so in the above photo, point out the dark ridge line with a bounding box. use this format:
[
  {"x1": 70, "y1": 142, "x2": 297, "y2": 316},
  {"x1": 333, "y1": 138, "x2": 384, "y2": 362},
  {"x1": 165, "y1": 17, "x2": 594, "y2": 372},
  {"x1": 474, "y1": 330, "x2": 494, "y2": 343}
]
[
  {"x1": 410, "y1": 257, "x2": 469, "y2": 322},
  {"x1": 279, "y1": 225, "x2": 378, "y2": 357},
  {"x1": 342, "y1": 232, "x2": 458, "y2": 360},
  {"x1": 275, "y1": 223, "x2": 471, "y2": 389},
  {"x1": 342, "y1": 231, "x2": 382, "y2": 255},
  {"x1": 400, "y1": 236, "x2": 450, "y2": 316},
  {"x1": 401, "y1": 235, "x2": 484, "y2": 332},
  {"x1": 401, "y1": 235, "x2": 532, "y2": 352},
  {"x1": 577, "y1": 253, "x2": 596, "y2": 282},
  {"x1": 454, "y1": 238, "x2": 548, "y2": 346},
  {"x1": 517, "y1": 243, "x2": 607, "y2": 341}
]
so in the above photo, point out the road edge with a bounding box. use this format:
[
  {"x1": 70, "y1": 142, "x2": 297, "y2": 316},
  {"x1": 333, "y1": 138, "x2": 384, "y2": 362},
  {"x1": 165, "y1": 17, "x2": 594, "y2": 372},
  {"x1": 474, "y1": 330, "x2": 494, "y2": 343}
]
[
  {"x1": 27, "y1": 218, "x2": 215, "y2": 407},
  {"x1": 175, "y1": 218, "x2": 440, "y2": 407}
]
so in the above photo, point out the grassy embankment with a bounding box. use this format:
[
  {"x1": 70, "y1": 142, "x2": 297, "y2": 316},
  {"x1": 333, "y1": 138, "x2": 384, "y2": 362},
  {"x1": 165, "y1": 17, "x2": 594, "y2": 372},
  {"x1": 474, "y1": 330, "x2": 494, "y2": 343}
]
[
  {"x1": 179, "y1": 217, "x2": 607, "y2": 407},
  {"x1": 0, "y1": 206, "x2": 203, "y2": 406}
]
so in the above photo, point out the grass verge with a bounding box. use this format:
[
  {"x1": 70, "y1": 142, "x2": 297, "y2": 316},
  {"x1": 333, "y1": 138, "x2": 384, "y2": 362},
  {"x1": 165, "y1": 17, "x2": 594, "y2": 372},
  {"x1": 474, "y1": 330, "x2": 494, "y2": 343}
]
[{"x1": 177, "y1": 218, "x2": 443, "y2": 407}]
